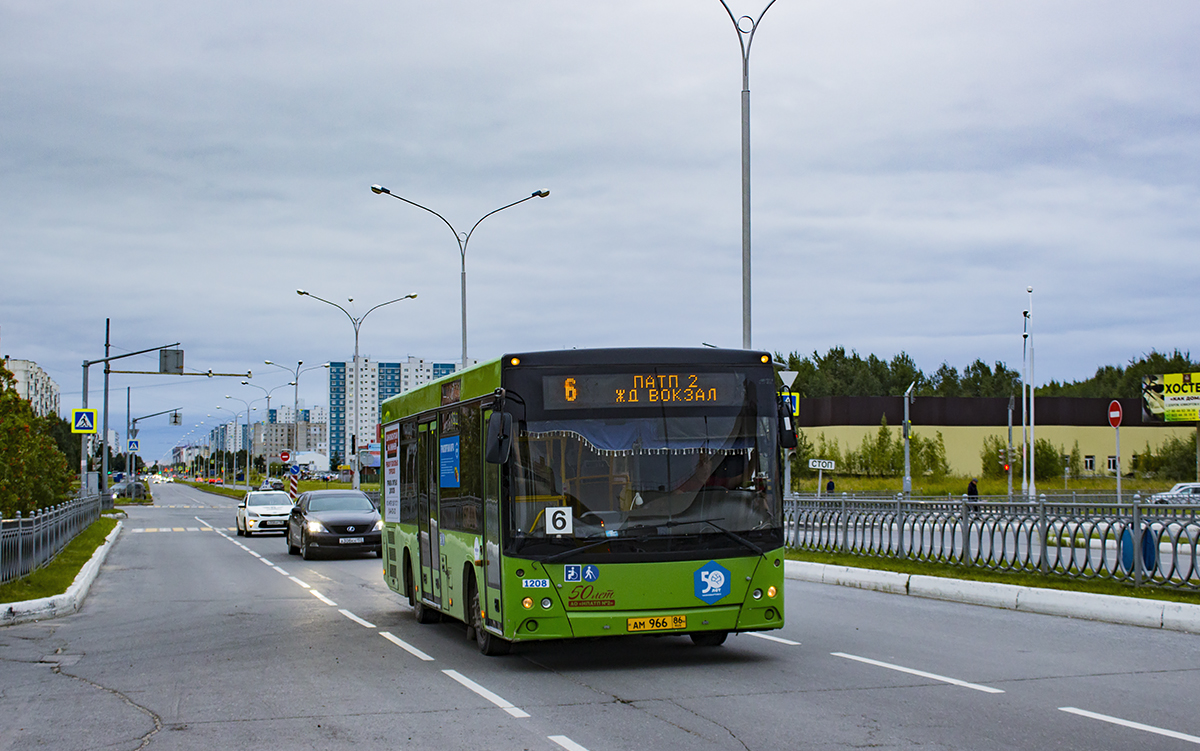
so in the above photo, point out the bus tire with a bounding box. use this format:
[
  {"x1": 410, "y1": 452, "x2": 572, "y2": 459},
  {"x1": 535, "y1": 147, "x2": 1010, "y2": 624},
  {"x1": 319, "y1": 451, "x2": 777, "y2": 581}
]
[
  {"x1": 403, "y1": 556, "x2": 415, "y2": 606},
  {"x1": 690, "y1": 631, "x2": 728, "y2": 647},
  {"x1": 469, "y1": 575, "x2": 510, "y2": 656},
  {"x1": 413, "y1": 599, "x2": 439, "y2": 624}
]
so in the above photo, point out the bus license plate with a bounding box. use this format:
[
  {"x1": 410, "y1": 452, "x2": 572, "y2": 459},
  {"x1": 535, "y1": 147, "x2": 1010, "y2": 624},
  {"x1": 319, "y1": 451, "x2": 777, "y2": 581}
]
[
  {"x1": 339, "y1": 537, "x2": 364, "y2": 544},
  {"x1": 626, "y1": 615, "x2": 686, "y2": 632}
]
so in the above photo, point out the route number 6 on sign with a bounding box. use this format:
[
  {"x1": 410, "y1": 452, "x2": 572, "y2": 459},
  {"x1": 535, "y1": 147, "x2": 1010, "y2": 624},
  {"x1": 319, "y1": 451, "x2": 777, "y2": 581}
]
[{"x1": 547, "y1": 507, "x2": 573, "y2": 535}]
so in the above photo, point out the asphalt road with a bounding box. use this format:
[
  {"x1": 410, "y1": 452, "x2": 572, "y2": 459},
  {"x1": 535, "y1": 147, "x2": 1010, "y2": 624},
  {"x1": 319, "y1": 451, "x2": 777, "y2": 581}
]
[{"x1": 2, "y1": 481, "x2": 1199, "y2": 750}]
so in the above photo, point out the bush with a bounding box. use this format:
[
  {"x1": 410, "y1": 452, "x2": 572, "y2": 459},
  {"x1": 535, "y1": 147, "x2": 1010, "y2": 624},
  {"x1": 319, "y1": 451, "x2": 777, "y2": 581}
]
[
  {"x1": 1133, "y1": 435, "x2": 1198, "y2": 481},
  {"x1": 979, "y1": 436, "x2": 1077, "y2": 482}
]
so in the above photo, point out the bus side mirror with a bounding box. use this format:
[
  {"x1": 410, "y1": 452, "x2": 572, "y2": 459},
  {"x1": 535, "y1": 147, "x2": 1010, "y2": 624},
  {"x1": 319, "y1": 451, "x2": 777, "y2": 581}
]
[
  {"x1": 485, "y1": 412, "x2": 513, "y2": 464},
  {"x1": 777, "y1": 395, "x2": 798, "y2": 450}
]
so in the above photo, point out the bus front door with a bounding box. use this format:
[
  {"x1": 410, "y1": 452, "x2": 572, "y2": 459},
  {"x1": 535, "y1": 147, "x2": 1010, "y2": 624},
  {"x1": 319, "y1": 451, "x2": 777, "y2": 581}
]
[
  {"x1": 417, "y1": 421, "x2": 442, "y2": 608},
  {"x1": 482, "y1": 409, "x2": 503, "y2": 630}
]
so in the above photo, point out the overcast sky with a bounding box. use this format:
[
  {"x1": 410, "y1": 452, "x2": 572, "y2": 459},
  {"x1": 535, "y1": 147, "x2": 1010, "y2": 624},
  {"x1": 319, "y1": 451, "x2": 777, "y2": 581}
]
[{"x1": 2, "y1": 0, "x2": 1198, "y2": 462}]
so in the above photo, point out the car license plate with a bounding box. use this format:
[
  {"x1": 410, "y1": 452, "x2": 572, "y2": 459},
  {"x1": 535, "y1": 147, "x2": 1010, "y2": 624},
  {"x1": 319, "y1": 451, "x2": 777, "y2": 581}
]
[
  {"x1": 626, "y1": 615, "x2": 686, "y2": 632},
  {"x1": 339, "y1": 537, "x2": 364, "y2": 544}
]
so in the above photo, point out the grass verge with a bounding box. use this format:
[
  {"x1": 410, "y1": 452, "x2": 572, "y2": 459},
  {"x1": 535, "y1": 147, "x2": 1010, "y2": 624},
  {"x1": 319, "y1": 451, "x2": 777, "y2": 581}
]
[
  {"x1": 0, "y1": 516, "x2": 120, "y2": 604},
  {"x1": 786, "y1": 548, "x2": 1200, "y2": 606}
]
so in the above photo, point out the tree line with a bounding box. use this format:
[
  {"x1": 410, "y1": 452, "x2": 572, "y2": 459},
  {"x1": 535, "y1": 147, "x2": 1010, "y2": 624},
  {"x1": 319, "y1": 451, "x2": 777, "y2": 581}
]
[{"x1": 776, "y1": 347, "x2": 1197, "y2": 399}]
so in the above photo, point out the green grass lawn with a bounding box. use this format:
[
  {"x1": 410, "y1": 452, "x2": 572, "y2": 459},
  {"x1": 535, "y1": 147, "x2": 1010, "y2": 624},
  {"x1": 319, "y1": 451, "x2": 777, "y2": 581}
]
[
  {"x1": 0, "y1": 515, "x2": 120, "y2": 604},
  {"x1": 787, "y1": 548, "x2": 1200, "y2": 606}
]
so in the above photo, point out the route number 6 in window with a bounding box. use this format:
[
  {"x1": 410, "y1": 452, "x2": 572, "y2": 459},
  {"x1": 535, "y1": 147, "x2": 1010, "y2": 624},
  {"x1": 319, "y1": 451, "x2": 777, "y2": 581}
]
[{"x1": 547, "y1": 506, "x2": 573, "y2": 535}]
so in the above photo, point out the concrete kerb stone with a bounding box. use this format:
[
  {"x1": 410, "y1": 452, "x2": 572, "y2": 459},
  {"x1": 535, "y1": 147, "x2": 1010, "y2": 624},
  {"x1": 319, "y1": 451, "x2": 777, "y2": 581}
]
[
  {"x1": 909, "y1": 574, "x2": 1019, "y2": 610},
  {"x1": 784, "y1": 558, "x2": 1200, "y2": 635},
  {"x1": 1, "y1": 521, "x2": 123, "y2": 626}
]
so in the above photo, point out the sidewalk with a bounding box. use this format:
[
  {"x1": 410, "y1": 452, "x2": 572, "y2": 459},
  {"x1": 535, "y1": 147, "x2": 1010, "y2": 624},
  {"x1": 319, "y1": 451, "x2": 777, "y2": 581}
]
[
  {"x1": 785, "y1": 559, "x2": 1200, "y2": 634},
  {"x1": 1, "y1": 522, "x2": 123, "y2": 626}
]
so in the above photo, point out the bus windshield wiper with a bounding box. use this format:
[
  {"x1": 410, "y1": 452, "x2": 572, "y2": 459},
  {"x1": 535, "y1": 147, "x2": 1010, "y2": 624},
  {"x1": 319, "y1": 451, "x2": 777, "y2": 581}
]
[
  {"x1": 631, "y1": 517, "x2": 763, "y2": 557},
  {"x1": 540, "y1": 537, "x2": 636, "y2": 564}
]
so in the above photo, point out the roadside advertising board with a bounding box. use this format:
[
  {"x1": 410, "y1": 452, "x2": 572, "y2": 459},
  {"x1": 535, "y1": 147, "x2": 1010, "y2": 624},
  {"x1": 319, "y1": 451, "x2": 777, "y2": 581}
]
[{"x1": 1142, "y1": 373, "x2": 1200, "y2": 423}]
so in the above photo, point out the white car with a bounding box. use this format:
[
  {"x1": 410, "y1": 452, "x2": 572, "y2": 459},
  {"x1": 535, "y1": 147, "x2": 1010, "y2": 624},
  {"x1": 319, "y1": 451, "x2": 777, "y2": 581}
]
[
  {"x1": 236, "y1": 490, "x2": 294, "y2": 536},
  {"x1": 1149, "y1": 483, "x2": 1200, "y2": 504}
]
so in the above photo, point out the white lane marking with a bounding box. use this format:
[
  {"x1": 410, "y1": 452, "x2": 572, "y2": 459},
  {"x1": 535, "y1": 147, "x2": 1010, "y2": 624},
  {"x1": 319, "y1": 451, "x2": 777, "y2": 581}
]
[
  {"x1": 131, "y1": 529, "x2": 145, "y2": 533},
  {"x1": 832, "y1": 652, "x2": 1004, "y2": 694},
  {"x1": 249, "y1": 551, "x2": 262, "y2": 558},
  {"x1": 289, "y1": 576, "x2": 310, "y2": 588},
  {"x1": 272, "y1": 566, "x2": 289, "y2": 575},
  {"x1": 186, "y1": 527, "x2": 199, "y2": 531},
  {"x1": 258, "y1": 557, "x2": 275, "y2": 566},
  {"x1": 1060, "y1": 707, "x2": 1200, "y2": 744},
  {"x1": 380, "y1": 632, "x2": 435, "y2": 662},
  {"x1": 549, "y1": 736, "x2": 590, "y2": 751},
  {"x1": 747, "y1": 632, "x2": 801, "y2": 646},
  {"x1": 309, "y1": 589, "x2": 337, "y2": 606},
  {"x1": 442, "y1": 669, "x2": 530, "y2": 718},
  {"x1": 339, "y1": 609, "x2": 377, "y2": 629}
]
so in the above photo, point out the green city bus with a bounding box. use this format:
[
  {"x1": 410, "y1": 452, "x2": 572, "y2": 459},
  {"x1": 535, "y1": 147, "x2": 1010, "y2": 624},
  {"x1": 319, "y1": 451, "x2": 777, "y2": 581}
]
[{"x1": 378, "y1": 347, "x2": 795, "y2": 655}]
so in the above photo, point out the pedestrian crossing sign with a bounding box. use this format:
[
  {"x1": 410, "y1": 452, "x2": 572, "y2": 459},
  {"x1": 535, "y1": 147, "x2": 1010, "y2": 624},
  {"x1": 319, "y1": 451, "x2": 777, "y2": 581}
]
[
  {"x1": 128, "y1": 439, "x2": 140, "y2": 452},
  {"x1": 71, "y1": 409, "x2": 98, "y2": 433}
]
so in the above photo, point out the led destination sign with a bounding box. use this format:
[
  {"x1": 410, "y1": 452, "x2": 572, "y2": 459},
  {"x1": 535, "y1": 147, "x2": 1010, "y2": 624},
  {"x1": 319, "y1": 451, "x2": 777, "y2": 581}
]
[{"x1": 542, "y1": 373, "x2": 745, "y2": 410}]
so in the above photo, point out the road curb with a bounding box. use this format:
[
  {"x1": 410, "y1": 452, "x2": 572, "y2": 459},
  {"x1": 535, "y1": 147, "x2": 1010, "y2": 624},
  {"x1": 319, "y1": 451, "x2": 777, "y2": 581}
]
[
  {"x1": 785, "y1": 559, "x2": 1200, "y2": 635},
  {"x1": 1, "y1": 521, "x2": 123, "y2": 627}
]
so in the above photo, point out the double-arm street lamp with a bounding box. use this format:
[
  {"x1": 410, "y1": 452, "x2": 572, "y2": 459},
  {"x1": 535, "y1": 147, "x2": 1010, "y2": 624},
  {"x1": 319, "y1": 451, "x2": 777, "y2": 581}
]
[
  {"x1": 264, "y1": 360, "x2": 330, "y2": 456},
  {"x1": 718, "y1": 0, "x2": 777, "y2": 349},
  {"x1": 221, "y1": 397, "x2": 258, "y2": 491},
  {"x1": 297, "y1": 290, "x2": 417, "y2": 490},
  {"x1": 241, "y1": 379, "x2": 295, "y2": 472},
  {"x1": 370, "y1": 185, "x2": 548, "y2": 369}
]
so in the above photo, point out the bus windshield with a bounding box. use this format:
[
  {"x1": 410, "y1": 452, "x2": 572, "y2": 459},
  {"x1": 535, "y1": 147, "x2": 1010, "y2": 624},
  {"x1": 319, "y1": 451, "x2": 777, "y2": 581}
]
[{"x1": 507, "y1": 413, "x2": 780, "y2": 559}]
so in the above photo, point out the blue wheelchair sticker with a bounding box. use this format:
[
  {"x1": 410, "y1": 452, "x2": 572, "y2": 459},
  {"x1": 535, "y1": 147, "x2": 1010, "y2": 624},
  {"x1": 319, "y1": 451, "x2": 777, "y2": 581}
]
[{"x1": 564, "y1": 564, "x2": 582, "y2": 582}]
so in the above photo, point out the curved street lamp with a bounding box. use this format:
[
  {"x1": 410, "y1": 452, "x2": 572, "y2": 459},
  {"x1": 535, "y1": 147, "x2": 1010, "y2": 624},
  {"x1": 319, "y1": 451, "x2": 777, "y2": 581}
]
[
  {"x1": 718, "y1": 0, "x2": 777, "y2": 349},
  {"x1": 221, "y1": 397, "x2": 259, "y2": 491},
  {"x1": 241, "y1": 379, "x2": 295, "y2": 474},
  {"x1": 264, "y1": 360, "x2": 330, "y2": 456},
  {"x1": 297, "y1": 290, "x2": 417, "y2": 489},
  {"x1": 371, "y1": 184, "x2": 548, "y2": 368}
]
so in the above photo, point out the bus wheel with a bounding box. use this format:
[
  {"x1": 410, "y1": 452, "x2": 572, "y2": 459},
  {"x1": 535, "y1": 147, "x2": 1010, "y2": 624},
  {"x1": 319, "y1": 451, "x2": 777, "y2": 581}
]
[
  {"x1": 690, "y1": 631, "x2": 728, "y2": 647},
  {"x1": 413, "y1": 599, "x2": 439, "y2": 624},
  {"x1": 470, "y1": 577, "x2": 510, "y2": 656},
  {"x1": 403, "y1": 558, "x2": 415, "y2": 606}
]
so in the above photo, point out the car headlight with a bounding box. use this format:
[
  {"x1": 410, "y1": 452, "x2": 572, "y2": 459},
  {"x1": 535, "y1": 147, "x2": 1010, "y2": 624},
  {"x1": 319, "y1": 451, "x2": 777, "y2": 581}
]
[
  {"x1": 372, "y1": 520, "x2": 384, "y2": 532},
  {"x1": 247, "y1": 511, "x2": 260, "y2": 519},
  {"x1": 306, "y1": 520, "x2": 328, "y2": 534}
]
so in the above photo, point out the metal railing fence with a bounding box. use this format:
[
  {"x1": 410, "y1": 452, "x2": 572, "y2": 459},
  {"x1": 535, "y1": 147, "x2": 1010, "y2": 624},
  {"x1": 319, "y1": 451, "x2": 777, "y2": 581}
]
[
  {"x1": 785, "y1": 493, "x2": 1200, "y2": 591},
  {"x1": 1, "y1": 495, "x2": 103, "y2": 586}
]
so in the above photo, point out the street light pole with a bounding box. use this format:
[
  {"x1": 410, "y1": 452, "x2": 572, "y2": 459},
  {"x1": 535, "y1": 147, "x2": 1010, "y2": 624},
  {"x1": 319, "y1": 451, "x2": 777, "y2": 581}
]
[
  {"x1": 222, "y1": 396, "x2": 258, "y2": 492},
  {"x1": 242, "y1": 379, "x2": 294, "y2": 476},
  {"x1": 371, "y1": 185, "x2": 548, "y2": 369},
  {"x1": 718, "y1": 0, "x2": 777, "y2": 350},
  {"x1": 1027, "y1": 286, "x2": 1035, "y2": 500},
  {"x1": 297, "y1": 290, "x2": 416, "y2": 490},
  {"x1": 266, "y1": 361, "x2": 330, "y2": 456}
]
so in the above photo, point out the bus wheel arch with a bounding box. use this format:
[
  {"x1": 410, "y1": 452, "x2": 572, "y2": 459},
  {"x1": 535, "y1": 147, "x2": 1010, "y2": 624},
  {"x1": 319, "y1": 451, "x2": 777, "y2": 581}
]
[{"x1": 467, "y1": 571, "x2": 510, "y2": 656}]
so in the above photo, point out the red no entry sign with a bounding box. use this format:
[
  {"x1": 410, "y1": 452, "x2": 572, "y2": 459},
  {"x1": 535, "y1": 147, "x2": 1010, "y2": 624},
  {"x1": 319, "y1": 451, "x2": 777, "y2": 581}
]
[
  {"x1": 280, "y1": 450, "x2": 291, "y2": 463},
  {"x1": 1108, "y1": 400, "x2": 1123, "y2": 428}
]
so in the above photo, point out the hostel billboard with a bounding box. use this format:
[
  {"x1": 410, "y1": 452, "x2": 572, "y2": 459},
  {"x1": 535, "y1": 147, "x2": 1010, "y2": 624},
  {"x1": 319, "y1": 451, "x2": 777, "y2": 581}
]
[{"x1": 1142, "y1": 373, "x2": 1200, "y2": 423}]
